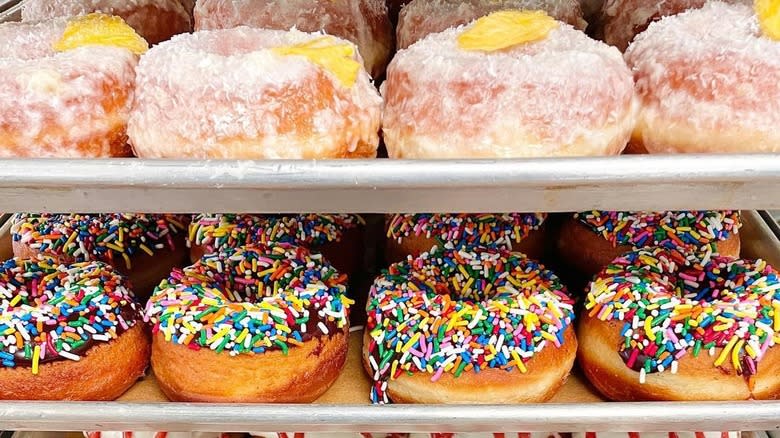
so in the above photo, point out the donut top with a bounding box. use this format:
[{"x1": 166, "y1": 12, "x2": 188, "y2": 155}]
[
  {"x1": 366, "y1": 246, "x2": 575, "y2": 403},
  {"x1": 397, "y1": 0, "x2": 586, "y2": 49},
  {"x1": 12, "y1": 214, "x2": 187, "y2": 270},
  {"x1": 386, "y1": 213, "x2": 546, "y2": 249},
  {"x1": 625, "y1": 2, "x2": 780, "y2": 151},
  {"x1": 145, "y1": 244, "x2": 351, "y2": 355},
  {"x1": 189, "y1": 214, "x2": 363, "y2": 252},
  {"x1": 0, "y1": 257, "x2": 140, "y2": 373},
  {"x1": 586, "y1": 247, "x2": 780, "y2": 381},
  {"x1": 575, "y1": 210, "x2": 741, "y2": 252}
]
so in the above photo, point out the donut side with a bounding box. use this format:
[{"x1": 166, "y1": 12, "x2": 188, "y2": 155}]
[
  {"x1": 579, "y1": 313, "x2": 754, "y2": 400},
  {"x1": 362, "y1": 327, "x2": 577, "y2": 403},
  {"x1": 151, "y1": 328, "x2": 348, "y2": 402},
  {"x1": 0, "y1": 324, "x2": 149, "y2": 400}
]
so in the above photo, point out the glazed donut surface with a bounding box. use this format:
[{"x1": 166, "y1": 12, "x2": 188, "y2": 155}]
[
  {"x1": 0, "y1": 18, "x2": 138, "y2": 158},
  {"x1": 626, "y1": 2, "x2": 780, "y2": 154},
  {"x1": 194, "y1": 0, "x2": 393, "y2": 78},
  {"x1": 383, "y1": 13, "x2": 636, "y2": 158},
  {"x1": 21, "y1": 0, "x2": 191, "y2": 44},
  {"x1": 128, "y1": 27, "x2": 383, "y2": 159},
  {"x1": 365, "y1": 246, "x2": 577, "y2": 403},
  {"x1": 145, "y1": 244, "x2": 352, "y2": 402},
  {"x1": 397, "y1": 0, "x2": 587, "y2": 49},
  {"x1": 580, "y1": 247, "x2": 780, "y2": 400},
  {"x1": 0, "y1": 256, "x2": 149, "y2": 400}
]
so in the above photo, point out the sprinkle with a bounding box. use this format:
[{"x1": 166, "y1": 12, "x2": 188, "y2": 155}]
[{"x1": 366, "y1": 245, "x2": 574, "y2": 404}]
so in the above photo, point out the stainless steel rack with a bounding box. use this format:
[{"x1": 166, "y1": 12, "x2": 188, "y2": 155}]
[{"x1": 0, "y1": 155, "x2": 778, "y2": 213}]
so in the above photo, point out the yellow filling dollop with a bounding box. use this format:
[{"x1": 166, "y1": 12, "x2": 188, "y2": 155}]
[
  {"x1": 53, "y1": 13, "x2": 148, "y2": 55},
  {"x1": 272, "y1": 37, "x2": 362, "y2": 88},
  {"x1": 458, "y1": 10, "x2": 558, "y2": 52},
  {"x1": 756, "y1": 0, "x2": 780, "y2": 41}
]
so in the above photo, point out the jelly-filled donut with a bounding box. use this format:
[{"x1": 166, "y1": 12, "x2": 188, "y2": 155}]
[
  {"x1": 145, "y1": 244, "x2": 352, "y2": 402},
  {"x1": 397, "y1": 0, "x2": 586, "y2": 49},
  {"x1": 0, "y1": 14, "x2": 145, "y2": 158},
  {"x1": 599, "y1": 0, "x2": 748, "y2": 51},
  {"x1": 579, "y1": 247, "x2": 780, "y2": 400},
  {"x1": 557, "y1": 211, "x2": 741, "y2": 279},
  {"x1": 188, "y1": 214, "x2": 364, "y2": 278},
  {"x1": 0, "y1": 256, "x2": 149, "y2": 400},
  {"x1": 626, "y1": 2, "x2": 780, "y2": 154},
  {"x1": 11, "y1": 214, "x2": 189, "y2": 301},
  {"x1": 21, "y1": 0, "x2": 191, "y2": 45},
  {"x1": 194, "y1": 0, "x2": 393, "y2": 78},
  {"x1": 129, "y1": 27, "x2": 382, "y2": 159},
  {"x1": 364, "y1": 246, "x2": 577, "y2": 404},
  {"x1": 384, "y1": 213, "x2": 548, "y2": 264},
  {"x1": 383, "y1": 11, "x2": 635, "y2": 158}
]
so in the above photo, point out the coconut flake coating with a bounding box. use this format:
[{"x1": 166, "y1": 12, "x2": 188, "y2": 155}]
[
  {"x1": 21, "y1": 0, "x2": 192, "y2": 45},
  {"x1": 383, "y1": 21, "x2": 636, "y2": 158},
  {"x1": 194, "y1": 0, "x2": 393, "y2": 78},
  {"x1": 0, "y1": 18, "x2": 137, "y2": 158},
  {"x1": 128, "y1": 27, "x2": 383, "y2": 159},
  {"x1": 397, "y1": 0, "x2": 587, "y2": 49},
  {"x1": 600, "y1": 0, "x2": 749, "y2": 51},
  {"x1": 626, "y1": 2, "x2": 780, "y2": 154}
]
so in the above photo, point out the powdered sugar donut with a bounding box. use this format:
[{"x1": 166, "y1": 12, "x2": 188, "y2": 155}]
[
  {"x1": 129, "y1": 27, "x2": 382, "y2": 159},
  {"x1": 194, "y1": 0, "x2": 393, "y2": 78},
  {"x1": 625, "y1": 2, "x2": 780, "y2": 154},
  {"x1": 21, "y1": 0, "x2": 191, "y2": 45},
  {"x1": 383, "y1": 11, "x2": 636, "y2": 158},
  {"x1": 600, "y1": 0, "x2": 749, "y2": 51},
  {"x1": 397, "y1": 0, "x2": 587, "y2": 49},
  {"x1": 0, "y1": 16, "x2": 140, "y2": 158}
]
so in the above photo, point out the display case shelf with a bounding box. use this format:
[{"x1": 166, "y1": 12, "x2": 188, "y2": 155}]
[{"x1": 0, "y1": 155, "x2": 778, "y2": 213}]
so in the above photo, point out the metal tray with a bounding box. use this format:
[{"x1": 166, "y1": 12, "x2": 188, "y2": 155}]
[
  {"x1": 0, "y1": 211, "x2": 777, "y2": 433},
  {"x1": 0, "y1": 156, "x2": 778, "y2": 213}
]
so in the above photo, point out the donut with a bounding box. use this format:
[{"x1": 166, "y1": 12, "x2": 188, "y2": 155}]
[
  {"x1": 397, "y1": 0, "x2": 587, "y2": 49},
  {"x1": 194, "y1": 0, "x2": 394, "y2": 78},
  {"x1": 384, "y1": 213, "x2": 548, "y2": 264},
  {"x1": 128, "y1": 27, "x2": 383, "y2": 159},
  {"x1": 21, "y1": 0, "x2": 191, "y2": 45},
  {"x1": 557, "y1": 210, "x2": 742, "y2": 280},
  {"x1": 145, "y1": 243, "x2": 352, "y2": 402},
  {"x1": 383, "y1": 10, "x2": 636, "y2": 159},
  {"x1": 364, "y1": 246, "x2": 577, "y2": 404},
  {"x1": 0, "y1": 14, "x2": 145, "y2": 158},
  {"x1": 625, "y1": 2, "x2": 780, "y2": 154},
  {"x1": 599, "y1": 0, "x2": 749, "y2": 52},
  {"x1": 11, "y1": 214, "x2": 189, "y2": 301},
  {"x1": 188, "y1": 214, "x2": 364, "y2": 279},
  {"x1": 0, "y1": 256, "x2": 149, "y2": 400},
  {"x1": 579, "y1": 247, "x2": 780, "y2": 400}
]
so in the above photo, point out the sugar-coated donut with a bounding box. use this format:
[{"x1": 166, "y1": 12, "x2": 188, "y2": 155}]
[
  {"x1": 557, "y1": 210, "x2": 741, "y2": 279},
  {"x1": 0, "y1": 256, "x2": 149, "y2": 400},
  {"x1": 599, "y1": 0, "x2": 748, "y2": 51},
  {"x1": 11, "y1": 214, "x2": 189, "y2": 301},
  {"x1": 383, "y1": 11, "x2": 636, "y2": 158},
  {"x1": 21, "y1": 0, "x2": 191, "y2": 45},
  {"x1": 188, "y1": 214, "x2": 365, "y2": 278},
  {"x1": 364, "y1": 246, "x2": 577, "y2": 404},
  {"x1": 0, "y1": 16, "x2": 141, "y2": 158},
  {"x1": 384, "y1": 213, "x2": 548, "y2": 264},
  {"x1": 397, "y1": 0, "x2": 587, "y2": 49},
  {"x1": 194, "y1": 0, "x2": 394, "y2": 78},
  {"x1": 129, "y1": 27, "x2": 383, "y2": 159},
  {"x1": 579, "y1": 247, "x2": 780, "y2": 400},
  {"x1": 145, "y1": 244, "x2": 352, "y2": 402},
  {"x1": 625, "y1": 2, "x2": 780, "y2": 154}
]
